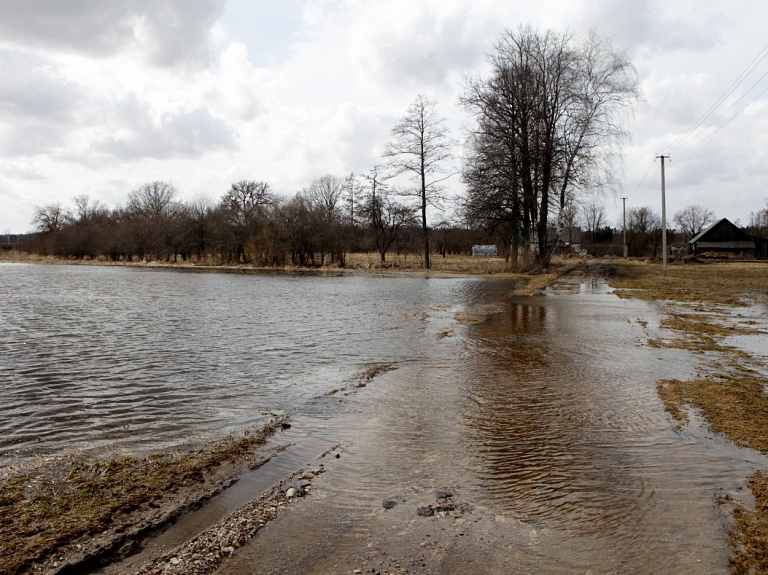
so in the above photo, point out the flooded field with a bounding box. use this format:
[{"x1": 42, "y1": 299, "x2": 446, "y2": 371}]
[{"x1": 1, "y1": 262, "x2": 765, "y2": 573}]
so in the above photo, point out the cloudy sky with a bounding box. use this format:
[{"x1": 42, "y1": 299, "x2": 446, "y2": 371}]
[{"x1": 1, "y1": 0, "x2": 767, "y2": 233}]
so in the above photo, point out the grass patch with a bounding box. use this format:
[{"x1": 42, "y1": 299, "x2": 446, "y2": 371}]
[
  {"x1": 651, "y1": 313, "x2": 759, "y2": 355},
  {"x1": 731, "y1": 472, "x2": 768, "y2": 574},
  {"x1": 0, "y1": 424, "x2": 279, "y2": 574},
  {"x1": 656, "y1": 375, "x2": 768, "y2": 449},
  {"x1": 610, "y1": 259, "x2": 768, "y2": 307}
]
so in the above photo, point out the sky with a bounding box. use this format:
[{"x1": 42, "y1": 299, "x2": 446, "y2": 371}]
[{"x1": 1, "y1": 0, "x2": 768, "y2": 234}]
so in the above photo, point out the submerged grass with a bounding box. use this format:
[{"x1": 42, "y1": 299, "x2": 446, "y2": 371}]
[
  {"x1": 0, "y1": 424, "x2": 278, "y2": 575},
  {"x1": 648, "y1": 313, "x2": 760, "y2": 355},
  {"x1": 612, "y1": 259, "x2": 768, "y2": 573}
]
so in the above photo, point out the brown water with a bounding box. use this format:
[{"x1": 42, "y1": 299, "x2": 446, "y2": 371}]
[
  {"x1": 219, "y1": 275, "x2": 766, "y2": 574},
  {"x1": 2, "y1": 263, "x2": 765, "y2": 573}
]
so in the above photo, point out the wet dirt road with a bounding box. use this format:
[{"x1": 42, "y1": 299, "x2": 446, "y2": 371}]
[{"x1": 215, "y1": 269, "x2": 765, "y2": 574}]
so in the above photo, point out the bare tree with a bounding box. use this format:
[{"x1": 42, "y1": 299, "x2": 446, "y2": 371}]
[
  {"x1": 673, "y1": 205, "x2": 715, "y2": 241},
  {"x1": 342, "y1": 172, "x2": 363, "y2": 227},
  {"x1": 124, "y1": 182, "x2": 181, "y2": 260},
  {"x1": 32, "y1": 203, "x2": 69, "y2": 234},
  {"x1": 384, "y1": 94, "x2": 453, "y2": 269},
  {"x1": 626, "y1": 206, "x2": 661, "y2": 256},
  {"x1": 461, "y1": 26, "x2": 639, "y2": 267},
  {"x1": 220, "y1": 180, "x2": 273, "y2": 263},
  {"x1": 581, "y1": 200, "x2": 605, "y2": 242},
  {"x1": 748, "y1": 199, "x2": 768, "y2": 237},
  {"x1": 361, "y1": 167, "x2": 415, "y2": 262},
  {"x1": 306, "y1": 175, "x2": 344, "y2": 218},
  {"x1": 127, "y1": 181, "x2": 178, "y2": 220}
]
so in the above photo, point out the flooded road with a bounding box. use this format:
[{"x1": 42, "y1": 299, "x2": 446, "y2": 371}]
[
  {"x1": 220, "y1": 274, "x2": 764, "y2": 574},
  {"x1": 2, "y1": 263, "x2": 764, "y2": 573}
]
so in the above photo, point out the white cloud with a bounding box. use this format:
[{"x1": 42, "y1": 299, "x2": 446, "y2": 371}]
[{"x1": 0, "y1": 0, "x2": 768, "y2": 232}]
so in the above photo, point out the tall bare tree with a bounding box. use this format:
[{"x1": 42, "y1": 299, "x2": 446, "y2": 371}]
[
  {"x1": 384, "y1": 95, "x2": 453, "y2": 269},
  {"x1": 673, "y1": 205, "x2": 715, "y2": 241},
  {"x1": 461, "y1": 26, "x2": 639, "y2": 267},
  {"x1": 220, "y1": 180, "x2": 273, "y2": 263},
  {"x1": 306, "y1": 175, "x2": 344, "y2": 218}
]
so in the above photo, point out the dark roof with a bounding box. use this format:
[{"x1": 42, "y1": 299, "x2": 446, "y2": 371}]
[{"x1": 689, "y1": 217, "x2": 752, "y2": 245}]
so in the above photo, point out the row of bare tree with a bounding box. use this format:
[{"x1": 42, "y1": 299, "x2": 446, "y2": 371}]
[{"x1": 29, "y1": 172, "x2": 474, "y2": 265}]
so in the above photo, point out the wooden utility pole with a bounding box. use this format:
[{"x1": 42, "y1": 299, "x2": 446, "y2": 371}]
[
  {"x1": 656, "y1": 155, "x2": 670, "y2": 275},
  {"x1": 621, "y1": 197, "x2": 628, "y2": 258}
]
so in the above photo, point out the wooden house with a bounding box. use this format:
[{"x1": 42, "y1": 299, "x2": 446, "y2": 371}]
[{"x1": 688, "y1": 217, "x2": 766, "y2": 259}]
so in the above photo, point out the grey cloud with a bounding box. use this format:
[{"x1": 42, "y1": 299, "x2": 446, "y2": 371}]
[
  {"x1": 0, "y1": 161, "x2": 48, "y2": 180},
  {"x1": 0, "y1": 49, "x2": 80, "y2": 120},
  {"x1": 139, "y1": 0, "x2": 227, "y2": 68},
  {"x1": 577, "y1": 0, "x2": 724, "y2": 54},
  {"x1": 95, "y1": 96, "x2": 236, "y2": 160},
  {"x1": 0, "y1": 0, "x2": 226, "y2": 67},
  {"x1": 0, "y1": 49, "x2": 83, "y2": 155},
  {"x1": 362, "y1": 8, "x2": 488, "y2": 89}
]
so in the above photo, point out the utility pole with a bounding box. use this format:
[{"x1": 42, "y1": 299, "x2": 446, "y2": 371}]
[
  {"x1": 656, "y1": 154, "x2": 670, "y2": 275},
  {"x1": 621, "y1": 197, "x2": 628, "y2": 258}
]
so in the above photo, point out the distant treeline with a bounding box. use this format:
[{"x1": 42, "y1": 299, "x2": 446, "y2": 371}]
[{"x1": 26, "y1": 177, "x2": 484, "y2": 266}]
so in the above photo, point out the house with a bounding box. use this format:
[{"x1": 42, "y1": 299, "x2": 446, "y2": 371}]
[
  {"x1": 472, "y1": 245, "x2": 498, "y2": 257},
  {"x1": 688, "y1": 218, "x2": 768, "y2": 260}
]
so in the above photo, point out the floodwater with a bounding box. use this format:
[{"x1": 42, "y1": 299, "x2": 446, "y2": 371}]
[{"x1": 1, "y1": 263, "x2": 765, "y2": 573}]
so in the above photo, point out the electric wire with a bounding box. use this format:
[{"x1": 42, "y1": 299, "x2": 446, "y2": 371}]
[
  {"x1": 626, "y1": 159, "x2": 656, "y2": 203},
  {"x1": 676, "y1": 80, "x2": 768, "y2": 159},
  {"x1": 667, "y1": 40, "x2": 768, "y2": 155}
]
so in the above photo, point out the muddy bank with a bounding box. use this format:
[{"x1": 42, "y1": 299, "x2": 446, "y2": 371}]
[{"x1": 0, "y1": 423, "x2": 289, "y2": 575}]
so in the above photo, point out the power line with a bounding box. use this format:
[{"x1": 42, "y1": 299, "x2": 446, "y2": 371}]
[
  {"x1": 676, "y1": 81, "x2": 768, "y2": 159},
  {"x1": 626, "y1": 159, "x2": 656, "y2": 201},
  {"x1": 667, "y1": 40, "x2": 768, "y2": 154}
]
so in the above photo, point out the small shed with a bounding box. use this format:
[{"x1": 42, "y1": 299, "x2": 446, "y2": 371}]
[
  {"x1": 689, "y1": 218, "x2": 756, "y2": 259},
  {"x1": 472, "y1": 245, "x2": 498, "y2": 257}
]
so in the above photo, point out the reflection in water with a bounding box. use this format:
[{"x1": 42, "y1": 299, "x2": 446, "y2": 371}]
[
  {"x1": 454, "y1": 285, "x2": 764, "y2": 571},
  {"x1": 464, "y1": 301, "x2": 649, "y2": 533}
]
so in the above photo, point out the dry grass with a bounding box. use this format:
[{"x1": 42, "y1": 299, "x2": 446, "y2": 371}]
[
  {"x1": 731, "y1": 472, "x2": 768, "y2": 574},
  {"x1": 656, "y1": 375, "x2": 768, "y2": 449},
  {"x1": 343, "y1": 252, "x2": 523, "y2": 275},
  {"x1": 0, "y1": 424, "x2": 278, "y2": 575},
  {"x1": 610, "y1": 259, "x2": 768, "y2": 307},
  {"x1": 658, "y1": 373, "x2": 768, "y2": 574},
  {"x1": 648, "y1": 313, "x2": 760, "y2": 355},
  {"x1": 656, "y1": 373, "x2": 768, "y2": 572}
]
